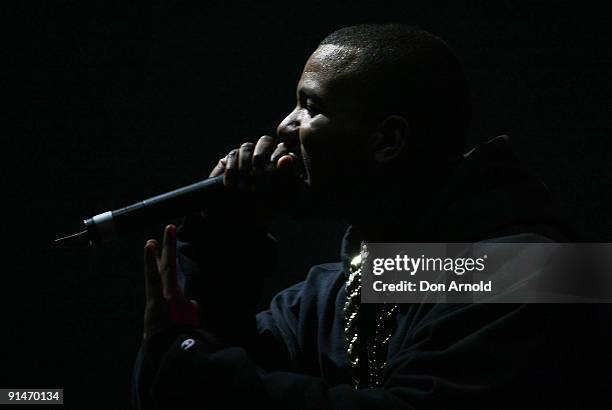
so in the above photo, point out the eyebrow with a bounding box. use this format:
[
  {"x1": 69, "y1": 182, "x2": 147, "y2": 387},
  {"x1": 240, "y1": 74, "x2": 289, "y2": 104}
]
[{"x1": 298, "y1": 87, "x2": 325, "y2": 106}]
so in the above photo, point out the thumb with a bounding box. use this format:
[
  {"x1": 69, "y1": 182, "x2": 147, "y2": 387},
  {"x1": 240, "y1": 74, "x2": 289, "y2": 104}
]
[
  {"x1": 277, "y1": 153, "x2": 303, "y2": 179},
  {"x1": 276, "y1": 153, "x2": 294, "y2": 171}
]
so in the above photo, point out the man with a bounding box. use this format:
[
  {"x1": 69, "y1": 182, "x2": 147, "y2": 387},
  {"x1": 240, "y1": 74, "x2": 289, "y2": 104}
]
[{"x1": 133, "y1": 24, "x2": 611, "y2": 409}]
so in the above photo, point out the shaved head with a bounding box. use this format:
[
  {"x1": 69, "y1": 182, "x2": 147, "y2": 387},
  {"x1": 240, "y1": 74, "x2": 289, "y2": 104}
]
[{"x1": 317, "y1": 24, "x2": 471, "y2": 155}]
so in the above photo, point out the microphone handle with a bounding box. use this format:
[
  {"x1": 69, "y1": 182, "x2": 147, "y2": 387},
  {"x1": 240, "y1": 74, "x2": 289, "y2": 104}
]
[{"x1": 84, "y1": 175, "x2": 225, "y2": 243}]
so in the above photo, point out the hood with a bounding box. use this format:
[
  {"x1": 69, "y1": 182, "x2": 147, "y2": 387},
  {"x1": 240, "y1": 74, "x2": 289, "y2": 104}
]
[
  {"x1": 429, "y1": 134, "x2": 568, "y2": 242},
  {"x1": 341, "y1": 135, "x2": 571, "y2": 266}
]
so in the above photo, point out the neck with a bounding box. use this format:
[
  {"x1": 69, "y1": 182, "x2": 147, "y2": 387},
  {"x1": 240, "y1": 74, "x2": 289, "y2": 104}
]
[{"x1": 347, "y1": 160, "x2": 460, "y2": 242}]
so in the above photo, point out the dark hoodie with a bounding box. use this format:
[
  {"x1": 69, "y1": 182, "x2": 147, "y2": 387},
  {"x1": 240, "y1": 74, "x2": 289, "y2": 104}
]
[{"x1": 132, "y1": 136, "x2": 612, "y2": 409}]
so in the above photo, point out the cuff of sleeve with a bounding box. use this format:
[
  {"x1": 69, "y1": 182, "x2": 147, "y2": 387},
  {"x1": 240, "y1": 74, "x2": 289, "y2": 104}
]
[
  {"x1": 153, "y1": 343, "x2": 271, "y2": 409},
  {"x1": 143, "y1": 327, "x2": 224, "y2": 372},
  {"x1": 149, "y1": 329, "x2": 219, "y2": 407}
]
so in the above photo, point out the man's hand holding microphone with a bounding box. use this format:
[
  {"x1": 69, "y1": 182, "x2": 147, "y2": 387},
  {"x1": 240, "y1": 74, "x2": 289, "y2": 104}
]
[{"x1": 142, "y1": 136, "x2": 307, "y2": 340}]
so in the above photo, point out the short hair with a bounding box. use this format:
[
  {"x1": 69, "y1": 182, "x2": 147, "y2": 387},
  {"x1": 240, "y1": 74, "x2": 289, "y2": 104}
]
[{"x1": 319, "y1": 24, "x2": 471, "y2": 155}]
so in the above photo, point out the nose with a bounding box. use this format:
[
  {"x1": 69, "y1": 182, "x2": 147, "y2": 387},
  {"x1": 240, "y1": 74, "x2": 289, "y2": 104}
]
[{"x1": 276, "y1": 108, "x2": 300, "y2": 149}]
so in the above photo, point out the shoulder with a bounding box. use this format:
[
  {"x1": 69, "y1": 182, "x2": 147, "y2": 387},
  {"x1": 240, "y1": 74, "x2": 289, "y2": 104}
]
[{"x1": 271, "y1": 262, "x2": 345, "y2": 306}]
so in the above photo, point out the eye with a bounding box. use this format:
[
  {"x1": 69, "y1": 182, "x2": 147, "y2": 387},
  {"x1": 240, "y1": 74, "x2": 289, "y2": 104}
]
[{"x1": 305, "y1": 99, "x2": 320, "y2": 116}]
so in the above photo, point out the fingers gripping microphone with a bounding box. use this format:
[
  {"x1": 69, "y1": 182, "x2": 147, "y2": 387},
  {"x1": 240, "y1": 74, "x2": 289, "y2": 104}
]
[{"x1": 55, "y1": 175, "x2": 225, "y2": 245}]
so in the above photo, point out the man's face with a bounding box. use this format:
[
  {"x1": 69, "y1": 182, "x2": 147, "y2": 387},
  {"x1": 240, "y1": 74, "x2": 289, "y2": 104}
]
[{"x1": 277, "y1": 45, "x2": 373, "y2": 207}]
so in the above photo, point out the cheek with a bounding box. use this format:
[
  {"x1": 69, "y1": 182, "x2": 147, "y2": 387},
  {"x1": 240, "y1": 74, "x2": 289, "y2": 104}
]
[
  {"x1": 299, "y1": 115, "x2": 348, "y2": 156},
  {"x1": 299, "y1": 117, "x2": 365, "y2": 184},
  {"x1": 299, "y1": 115, "x2": 330, "y2": 145}
]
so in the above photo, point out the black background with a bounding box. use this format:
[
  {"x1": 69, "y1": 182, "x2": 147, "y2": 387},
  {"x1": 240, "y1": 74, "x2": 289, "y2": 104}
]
[{"x1": 13, "y1": 1, "x2": 612, "y2": 408}]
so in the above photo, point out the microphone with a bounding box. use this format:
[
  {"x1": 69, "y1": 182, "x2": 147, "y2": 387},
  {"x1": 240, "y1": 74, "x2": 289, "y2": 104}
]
[{"x1": 55, "y1": 175, "x2": 225, "y2": 245}]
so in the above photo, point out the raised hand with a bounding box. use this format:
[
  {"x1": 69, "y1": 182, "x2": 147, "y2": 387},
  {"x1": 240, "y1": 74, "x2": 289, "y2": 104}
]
[{"x1": 143, "y1": 224, "x2": 199, "y2": 340}]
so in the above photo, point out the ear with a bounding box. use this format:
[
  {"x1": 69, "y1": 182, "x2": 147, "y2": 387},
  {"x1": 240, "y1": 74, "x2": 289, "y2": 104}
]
[{"x1": 367, "y1": 115, "x2": 410, "y2": 164}]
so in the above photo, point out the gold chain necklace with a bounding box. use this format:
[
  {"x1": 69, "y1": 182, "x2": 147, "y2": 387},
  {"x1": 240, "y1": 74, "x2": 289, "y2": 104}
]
[{"x1": 344, "y1": 243, "x2": 398, "y2": 389}]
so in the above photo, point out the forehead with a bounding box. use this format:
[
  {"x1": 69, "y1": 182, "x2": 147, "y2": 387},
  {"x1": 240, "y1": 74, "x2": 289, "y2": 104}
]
[
  {"x1": 299, "y1": 44, "x2": 361, "y2": 90},
  {"x1": 305, "y1": 44, "x2": 360, "y2": 73}
]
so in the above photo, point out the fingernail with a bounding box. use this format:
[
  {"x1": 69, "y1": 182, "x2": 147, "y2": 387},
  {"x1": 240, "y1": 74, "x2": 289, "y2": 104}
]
[{"x1": 167, "y1": 225, "x2": 176, "y2": 236}]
